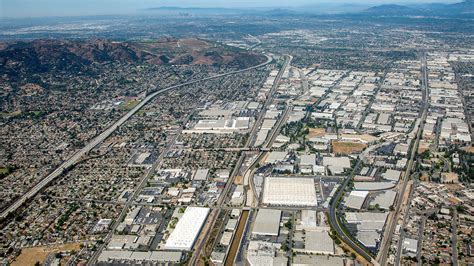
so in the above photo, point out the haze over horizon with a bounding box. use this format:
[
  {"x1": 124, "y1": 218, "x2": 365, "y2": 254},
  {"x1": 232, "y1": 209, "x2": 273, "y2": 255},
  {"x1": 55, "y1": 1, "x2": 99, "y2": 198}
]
[{"x1": 0, "y1": 0, "x2": 463, "y2": 18}]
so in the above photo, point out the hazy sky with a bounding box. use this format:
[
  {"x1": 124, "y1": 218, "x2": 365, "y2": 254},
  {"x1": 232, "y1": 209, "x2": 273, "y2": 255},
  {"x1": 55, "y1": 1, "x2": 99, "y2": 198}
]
[{"x1": 1, "y1": 0, "x2": 461, "y2": 18}]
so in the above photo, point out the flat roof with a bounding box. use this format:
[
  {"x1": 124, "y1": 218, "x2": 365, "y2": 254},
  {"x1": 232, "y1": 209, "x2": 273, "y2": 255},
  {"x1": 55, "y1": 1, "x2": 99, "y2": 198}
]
[
  {"x1": 403, "y1": 238, "x2": 418, "y2": 253},
  {"x1": 193, "y1": 168, "x2": 209, "y2": 181},
  {"x1": 293, "y1": 254, "x2": 344, "y2": 266},
  {"x1": 300, "y1": 154, "x2": 316, "y2": 166},
  {"x1": 354, "y1": 182, "x2": 395, "y2": 191},
  {"x1": 304, "y1": 231, "x2": 334, "y2": 254},
  {"x1": 323, "y1": 156, "x2": 351, "y2": 168},
  {"x1": 383, "y1": 169, "x2": 402, "y2": 182},
  {"x1": 263, "y1": 177, "x2": 317, "y2": 206},
  {"x1": 357, "y1": 231, "x2": 381, "y2": 248},
  {"x1": 252, "y1": 209, "x2": 281, "y2": 236},
  {"x1": 164, "y1": 207, "x2": 209, "y2": 251},
  {"x1": 265, "y1": 151, "x2": 288, "y2": 164},
  {"x1": 345, "y1": 212, "x2": 388, "y2": 223},
  {"x1": 345, "y1": 190, "x2": 369, "y2": 210},
  {"x1": 98, "y1": 251, "x2": 182, "y2": 263},
  {"x1": 370, "y1": 190, "x2": 397, "y2": 210}
]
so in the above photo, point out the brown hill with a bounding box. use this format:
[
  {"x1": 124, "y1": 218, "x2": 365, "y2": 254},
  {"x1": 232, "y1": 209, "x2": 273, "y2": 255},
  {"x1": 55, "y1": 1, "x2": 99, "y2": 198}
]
[{"x1": 0, "y1": 38, "x2": 265, "y2": 78}]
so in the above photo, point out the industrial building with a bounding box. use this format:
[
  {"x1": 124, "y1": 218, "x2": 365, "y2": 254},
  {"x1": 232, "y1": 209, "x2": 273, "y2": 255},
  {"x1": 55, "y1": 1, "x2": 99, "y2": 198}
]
[
  {"x1": 164, "y1": 207, "x2": 210, "y2": 251},
  {"x1": 252, "y1": 209, "x2": 282, "y2": 236},
  {"x1": 298, "y1": 230, "x2": 335, "y2": 255},
  {"x1": 345, "y1": 190, "x2": 369, "y2": 210},
  {"x1": 262, "y1": 177, "x2": 317, "y2": 206},
  {"x1": 354, "y1": 182, "x2": 395, "y2": 191},
  {"x1": 369, "y1": 190, "x2": 397, "y2": 210},
  {"x1": 97, "y1": 251, "x2": 183, "y2": 264},
  {"x1": 383, "y1": 169, "x2": 402, "y2": 182},
  {"x1": 345, "y1": 212, "x2": 388, "y2": 249}
]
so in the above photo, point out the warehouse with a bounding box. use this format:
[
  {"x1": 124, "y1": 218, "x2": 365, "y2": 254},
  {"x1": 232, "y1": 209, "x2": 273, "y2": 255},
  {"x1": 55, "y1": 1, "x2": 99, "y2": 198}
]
[
  {"x1": 98, "y1": 251, "x2": 183, "y2": 264},
  {"x1": 252, "y1": 209, "x2": 282, "y2": 236},
  {"x1": 265, "y1": 151, "x2": 288, "y2": 164},
  {"x1": 301, "y1": 230, "x2": 335, "y2": 255},
  {"x1": 299, "y1": 154, "x2": 316, "y2": 166},
  {"x1": 354, "y1": 182, "x2": 395, "y2": 191},
  {"x1": 383, "y1": 169, "x2": 402, "y2": 182},
  {"x1": 345, "y1": 190, "x2": 369, "y2": 210},
  {"x1": 262, "y1": 177, "x2": 317, "y2": 206},
  {"x1": 369, "y1": 190, "x2": 397, "y2": 210},
  {"x1": 164, "y1": 207, "x2": 210, "y2": 251}
]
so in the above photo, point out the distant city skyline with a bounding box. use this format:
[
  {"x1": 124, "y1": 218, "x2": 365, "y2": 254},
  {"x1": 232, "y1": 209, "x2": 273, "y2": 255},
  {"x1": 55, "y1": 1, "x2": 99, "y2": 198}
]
[{"x1": 1, "y1": 0, "x2": 463, "y2": 18}]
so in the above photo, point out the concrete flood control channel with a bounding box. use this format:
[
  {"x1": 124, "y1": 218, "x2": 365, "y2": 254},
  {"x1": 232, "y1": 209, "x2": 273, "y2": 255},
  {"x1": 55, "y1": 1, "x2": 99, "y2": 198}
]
[{"x1": 224, "y1": 210, "x2": 249, "y2": 266}]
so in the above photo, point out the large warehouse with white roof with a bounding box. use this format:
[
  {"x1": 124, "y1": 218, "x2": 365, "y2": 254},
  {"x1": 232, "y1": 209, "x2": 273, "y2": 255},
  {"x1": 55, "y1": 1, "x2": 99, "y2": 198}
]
[
  {"x1": 164, "y1": 207, "x2": 210, "y2": 251},
  {"x1": 262, "y1": 177, "x2": 317, "y2": 206}
]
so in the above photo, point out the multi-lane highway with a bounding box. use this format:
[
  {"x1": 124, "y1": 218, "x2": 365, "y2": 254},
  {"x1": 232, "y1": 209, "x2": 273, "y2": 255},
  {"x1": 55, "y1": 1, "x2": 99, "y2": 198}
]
[
  {"x1": 377, "y1": 52, "x2": 429, "y2": 266},
  {"x1": 188, "y1": 54, "x2": 290, "y2": 265},
  {"x1": 0, "y1": 55, "x2": 272, "y2": 221}
]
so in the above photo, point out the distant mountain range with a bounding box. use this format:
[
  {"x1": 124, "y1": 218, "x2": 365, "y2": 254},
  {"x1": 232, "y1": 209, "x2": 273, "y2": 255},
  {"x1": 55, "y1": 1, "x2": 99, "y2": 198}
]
[
  {"x1": 145, "y1": 1, "x2": 473, "y2": 17},
  {"x1": 363, "y1": 0, "x2": 473, "y2": 16}
]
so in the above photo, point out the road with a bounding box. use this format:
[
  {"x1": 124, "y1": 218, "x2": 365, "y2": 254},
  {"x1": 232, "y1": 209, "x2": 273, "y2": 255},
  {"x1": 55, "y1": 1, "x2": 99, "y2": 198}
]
[
  {"x1": 328, "y1": 159, "x2": 376, "y2": 264},
  {"x1": 189, "y1": 55, "x2": 291, "y2": 265},
  {"x1": 452, "y1": 207, "x2": 459, "y2": 266},
  {"x1": 394, "y1": 179, "x2": 417, "y2": 266},
  {"x1": 378, "y1": 52, "x2": 429, "y2": 265},
  {"x1": 416, "y1": 208, "x2": 436, "y2": 266},
  {"x1": 246, "y1": 56, "x2": 292, "y2": 206},
  {"x1": 0, "y1": 55, "x2": 272, "y2": 222}
]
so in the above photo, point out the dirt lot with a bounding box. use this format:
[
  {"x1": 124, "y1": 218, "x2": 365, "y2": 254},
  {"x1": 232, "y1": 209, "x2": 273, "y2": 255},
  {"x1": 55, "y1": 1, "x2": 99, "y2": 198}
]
[
  {"x1": 463, "y1": 146, "x2": 474, "y2": 153},
  {"x1": 307, "y1": 128, "x2": 326, "y2": 138},
  {"x1": 12, "y1": 242, "x2": 81, "y2": 266},
  {"x1": 234, "y1": 175, "x2": 243, "y2": 185},
  {"x1": 417, "y1": 141, "x2": 430, "y2": 153},
  {"x1": 441, "y1": 172, "x2": 459, "y2": 183},
  {"x1": 332, "y1": 141, "x2": 367, "y2": 154}
]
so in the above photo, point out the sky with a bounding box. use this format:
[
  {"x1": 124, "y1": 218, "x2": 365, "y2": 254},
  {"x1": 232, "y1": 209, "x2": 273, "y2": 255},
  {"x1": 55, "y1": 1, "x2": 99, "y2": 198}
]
[{"x1": 0, "y1": 0, "x2": 461, "y2": 18}]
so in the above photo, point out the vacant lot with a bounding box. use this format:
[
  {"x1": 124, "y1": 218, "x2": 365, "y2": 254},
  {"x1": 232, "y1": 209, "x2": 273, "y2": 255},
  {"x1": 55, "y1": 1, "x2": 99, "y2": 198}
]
[
  {"x1": 12, "y1": 242, "x2": 81, "y2": 266},
  {"x1": 234, "y1": 175, "x2": 243, "y2": 185},
  {"x1": 119, "y1": 99, "x2": 140, "y2": 111},
  {"x1": 463, "y1": 146, "x2": 474, "y2": 153},
  {"x1": 332, "y1": 141, "x2": 366, "y2": 154},
  {"x1": 307, "y1": 128, "x2": 326, "y2": 138}
]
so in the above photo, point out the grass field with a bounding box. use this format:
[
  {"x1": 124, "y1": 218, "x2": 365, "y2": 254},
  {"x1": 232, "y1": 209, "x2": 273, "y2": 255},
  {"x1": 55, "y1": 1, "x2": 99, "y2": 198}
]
[
  {"x1": 0, "y1": 167, "x2": 9, "y2": 175},
  {"x1": 119, "y1": 99, "x2": 140, "y2": 111},
  {"x1": 332, "y1": 141, "x2": 366, "y2": 154}
]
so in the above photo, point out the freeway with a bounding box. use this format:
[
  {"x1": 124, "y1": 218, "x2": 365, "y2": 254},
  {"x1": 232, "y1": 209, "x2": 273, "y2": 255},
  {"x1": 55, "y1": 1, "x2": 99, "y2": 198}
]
[
  {"x1": 189, "y1": 55, "x2": 291, "y2": 265},
  {"x1": 0, "y1": 55, "x2": 272, "y2": 222},
  {"x1": 378, "y1": 52, "x2": 429, "y2": 265},
  {"x1": 245, "y1": 55, "x2": 292, "y2": 206}
]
